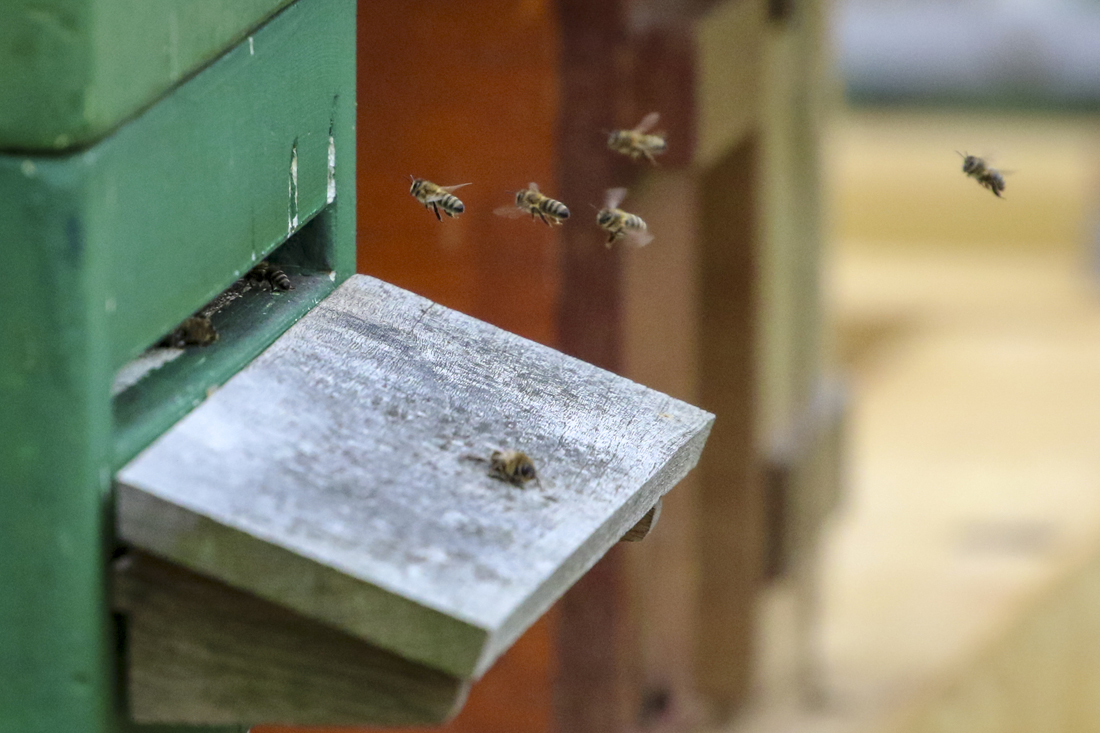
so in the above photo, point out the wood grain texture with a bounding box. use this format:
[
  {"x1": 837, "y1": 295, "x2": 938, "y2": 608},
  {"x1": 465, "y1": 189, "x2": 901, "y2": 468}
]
[
  {"x1": 116, "y1": 274, "x2": 714, "y2": 682},
  {"x1": 115, "y1": 551, "x2": 467, "y2": 727},
  {"x1": 3, "y1": 0, "x2": 356, "y2": 374},
  {"x1": 0, "y1": 0, "x2": 294, "y2": 150}
]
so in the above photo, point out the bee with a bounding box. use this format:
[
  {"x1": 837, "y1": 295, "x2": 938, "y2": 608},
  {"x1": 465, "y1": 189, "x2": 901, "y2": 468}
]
[
  {"x1": 248, "y1": 261, "x2": 294, "y2": 291},
  {"x1": 158, "y1": 315, "x2": 218, "y2": 348},
  {"x1": 596, "y1": 187, "x2": 653, "y2": 248},
  {"x1": 494, "y1": 182, "x2": 570, "y2": 226},
  {"x1": 607, "y1": 112, "x2": 667, "y2": 165},
  {"x1": 958, "y1": 152, "x2": 1007, "y2": 198},
  {"x1": 463, "y1": 450, "x2": 542, "y2": 487},
  {"x1": 409, "y1": 176, "x2": 471, "y2": 220}
]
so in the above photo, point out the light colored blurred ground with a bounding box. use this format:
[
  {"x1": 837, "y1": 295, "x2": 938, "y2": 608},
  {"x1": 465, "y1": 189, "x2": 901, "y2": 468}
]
[{"x1": 726, "y1": 110, "x2": 1100, "y2": 733}]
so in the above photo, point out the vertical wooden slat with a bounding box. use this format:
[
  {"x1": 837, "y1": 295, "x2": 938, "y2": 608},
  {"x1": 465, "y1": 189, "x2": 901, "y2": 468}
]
[
  {"x1": 694, "y1": 136, "x2": 764, "y2": 719},
  {"x1": 553, "y1": 3, "x2": 636, "y2": 732},
  {"x1": 622, "y1": 169, "x2": 707, "y2": 731}
]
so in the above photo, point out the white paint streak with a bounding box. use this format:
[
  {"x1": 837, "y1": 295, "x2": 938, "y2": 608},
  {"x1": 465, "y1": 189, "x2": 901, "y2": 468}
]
[
  {"x1": 20, "y1": 160, "x2": 36, "y2": 177},
  {"x1": 249, "y1": 36, "x2": 254, "y2": 55},
  {"x1": 289, "y1": 144, "x2": 300, "y2": 232},
  {"x1": 328, "y1": 271, "x2": 337, "y2": 282},
  {"x1": 327, "y1": 135, "x2": 337, "y2": 203}
]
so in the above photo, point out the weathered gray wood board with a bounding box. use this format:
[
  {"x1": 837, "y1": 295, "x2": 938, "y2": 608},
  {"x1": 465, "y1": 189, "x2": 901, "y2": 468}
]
[
  {"x1": 116, "y1": 274, "x2": 714, "y2": 687},
  {"x1": 115, "y1": 551, "x2": 467, "y2": 726}
]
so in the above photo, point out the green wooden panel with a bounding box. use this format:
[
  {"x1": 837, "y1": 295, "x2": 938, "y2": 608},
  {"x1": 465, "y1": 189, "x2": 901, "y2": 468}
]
[
  {"x1": 0, "y1": 0, "x2": 295, "y2": 151},
  {"x1": 0, "y1": 138, "x2": 114, "y2": 733},
  {"x1": 6, "y1": 0, "x2": 356, "y2": 374},
  {"x1": 0, "y1": 0, "x2": 356, "y2": 727}
]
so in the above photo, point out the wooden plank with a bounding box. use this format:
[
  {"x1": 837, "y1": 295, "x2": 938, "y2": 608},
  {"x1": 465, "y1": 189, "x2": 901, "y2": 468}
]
[
  {"x1": 695, "y1": 135, "x2": 765, "y2": 718},
  {"x1": 4, "y1": 0, "x2": 356, "y2": 374},
  {"x1": 0, "y1": 0, "x2": 294, "y2": 150},
  {"x1": 115, "y1": 552, "x2": 467, "y2": 727},
  {"x1": 0, "y1": 131, "x2": 114, "y2": 733},
  {"x1": 554, "y1": 3, "x2": 640, "y2": 730},
  {"x1": 116, "y1": 274, "x2": 714, "y2": 683},
  {"x1": 621, "y1": 168, "x2": 708, "y2": 730}
]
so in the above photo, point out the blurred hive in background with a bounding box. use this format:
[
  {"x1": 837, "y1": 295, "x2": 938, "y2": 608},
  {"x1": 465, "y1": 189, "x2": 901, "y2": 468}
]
[{"x1": 729, "y1": 2, "x2": 1100, "y2": 733}]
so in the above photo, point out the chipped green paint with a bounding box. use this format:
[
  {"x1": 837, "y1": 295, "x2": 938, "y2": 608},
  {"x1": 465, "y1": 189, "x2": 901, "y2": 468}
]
[
  {"x1": 0, "y1": 0, "x2": 356, "y2": 728},
  {"x1": 0, "y1": 0, "x2": 297, "y2": 151}
]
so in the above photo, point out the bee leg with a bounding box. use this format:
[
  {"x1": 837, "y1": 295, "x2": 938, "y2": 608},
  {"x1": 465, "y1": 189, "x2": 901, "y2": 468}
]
[
  {"x1": 431, "y1": 202, "x2": 442, "y2": 221},
  {"x1": 537, "y1": 211, "x2": 550, "y2": 226},
  {"x1": 643, "y1": 150, "x2": 657, "y2": 165}
]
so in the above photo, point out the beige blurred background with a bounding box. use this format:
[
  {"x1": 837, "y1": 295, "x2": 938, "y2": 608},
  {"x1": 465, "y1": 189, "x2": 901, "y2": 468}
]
[{"x1": 731, "y1": 104, "x2": 1100, "y2": 731}]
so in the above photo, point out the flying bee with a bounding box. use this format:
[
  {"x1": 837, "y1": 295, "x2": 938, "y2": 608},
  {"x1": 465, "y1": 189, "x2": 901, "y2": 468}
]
[
  {"x1": 158, "y1": 315, "x2": 218, "y2": 348},
  {"x1": 958, "y1": 152, "x2": 1007, "y2": 198},
  {"x1": 596, "y1": 187, "x2": 653, "y2": 248},
  {"x1": 607, "y1": 112, "x2": 668, "y2": 165},
  {"x1": 409, "y1": 176, "x2": 471, "y2": 220},
  {"x1": 248, "y1": 261, "x2": 294, "y2": 291},
  {"x1": 494, "y1": 182, "x2": 571, "y2": 226},
  {"x1": 463, "y1": 449, "x2": 542, "y2": 488}
]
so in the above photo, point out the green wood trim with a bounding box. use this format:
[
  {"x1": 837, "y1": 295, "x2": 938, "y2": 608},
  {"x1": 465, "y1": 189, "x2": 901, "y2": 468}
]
[
  {"x1": 0, "y1": 0, "x2": 296, "y2": 151},
  {"x1": 7, "y1": 0, "x2": 357, "y2": 375},
  {"x1": 0, "y1": 147, "x2": 113, "y2": 733},
  {"x1": 0, "y1": 0, "x2": 356, "y2": 726}
]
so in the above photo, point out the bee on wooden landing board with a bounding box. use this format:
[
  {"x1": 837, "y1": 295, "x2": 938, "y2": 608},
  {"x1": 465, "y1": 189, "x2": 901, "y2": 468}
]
[
  {"x1": 463, "y1": 449, "x2": 542, "y2": 488},
  {"x1": 958, "y1": 152, "x2": 1007, "y2": 198},
  {"x1": 607, "y1": 112, "x2": 668, "y2": 165},
  {"x1": 494, "y1": 182, "x2": 571, "y2": 226},
  {"x1": 409, "y1": 176, "x2": 471, "y2": 220},
  {"x1": 248, "y1": 261, "x2": 294, "y2": 291},
  {"x1": 596, "y1": 187, "x2": 652, "y2": 248}
]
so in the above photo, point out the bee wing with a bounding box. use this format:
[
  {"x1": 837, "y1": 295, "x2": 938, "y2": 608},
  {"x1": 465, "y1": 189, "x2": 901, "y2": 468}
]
[
  {"x1": 633, "y1": 112, "x2": 660, "y2": 134},
  {"x1": 623, "y1": 229, "x2": 654, "y2": 248},
  {"x1": 528, "y1": 182, "x2": 541, "y2": 192},
  {"x1": 605, "y1": 187, "x2": 627, "y2": 209},
  {"x1": 494, "y1": 205, "x2": 527, "y2": 219},
  {"x1": 441, "y1": 182, "x2": 472, "y2": 193}
]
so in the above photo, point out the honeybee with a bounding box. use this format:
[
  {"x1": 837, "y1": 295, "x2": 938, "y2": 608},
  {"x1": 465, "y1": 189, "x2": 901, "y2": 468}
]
[
  {"x1": 409, "y1": 176, "x2": 471, "y2": 220},
  {"x1": 463, "y1": 450, "x2": 542, "y2": 487},
  {"x1": 489, "y1": 450, "x2": 541, "y2": 487},
  {"x1": 158, "y1": 315, "x2": 218, "y2": 348},
  {"x1": 607, "y1": 112, "x2": 667, "y2": 165},
  {"x1": 958, "y1": 152, "x2": 1007, "y2": 198},
  {"x1": 596, "y1": 188, "x2": 653, "y2": 248},
  {"x1": 494, "y1": 182, "x2": 571, "y2": 226},
  {"x1": 248, "y1": 261, "x2": 294, "y2": 291}
]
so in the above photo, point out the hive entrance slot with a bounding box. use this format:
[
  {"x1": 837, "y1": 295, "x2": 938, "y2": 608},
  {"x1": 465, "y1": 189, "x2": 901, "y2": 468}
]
[{"x1": 111, "y1": 212, "x2": 339, "y2": 469}]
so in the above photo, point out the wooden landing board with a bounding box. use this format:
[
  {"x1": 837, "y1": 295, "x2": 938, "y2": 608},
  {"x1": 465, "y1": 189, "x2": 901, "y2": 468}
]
[
  {"x1": 0, "y1": 0, "x2": 294, "y2": 150},
  {"x1": 116, "y1": 274, "x2": 714, "y2": 681}
]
